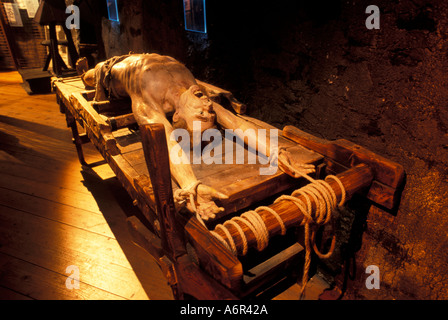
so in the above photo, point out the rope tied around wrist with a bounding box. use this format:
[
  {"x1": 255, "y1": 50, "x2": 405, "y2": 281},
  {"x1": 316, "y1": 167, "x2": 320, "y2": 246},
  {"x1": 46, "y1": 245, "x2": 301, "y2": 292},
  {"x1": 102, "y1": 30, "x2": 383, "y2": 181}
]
[{"x1": 173, "y1": 180, "x2": 205, "y2": 226}]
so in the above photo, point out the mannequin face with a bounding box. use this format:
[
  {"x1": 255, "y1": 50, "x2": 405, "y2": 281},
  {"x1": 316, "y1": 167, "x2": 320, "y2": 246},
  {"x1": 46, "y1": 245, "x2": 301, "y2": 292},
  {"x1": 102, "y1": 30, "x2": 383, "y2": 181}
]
[{"x1": 174, "y1": 85, "x2": 216, "y2": 133}]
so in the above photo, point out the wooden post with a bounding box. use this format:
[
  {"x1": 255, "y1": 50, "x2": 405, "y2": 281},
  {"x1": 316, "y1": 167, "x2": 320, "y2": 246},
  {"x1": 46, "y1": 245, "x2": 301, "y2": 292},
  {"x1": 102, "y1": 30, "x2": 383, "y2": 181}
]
[
  {"x1": 64, "y1": 110, "x2": 87, "y2": 165},
  {"x1": 62, "y1": 25, "x2": 79, "y2": 68},
  {"x1": 48, "y1": 23, "x2": 62, "y2": 76},
  {"x1": 212, "y1": 164, "x2": 374, "y2": 255},
  {"x1": 140, "y1": 123, "x2": 187, "y2": 260}
]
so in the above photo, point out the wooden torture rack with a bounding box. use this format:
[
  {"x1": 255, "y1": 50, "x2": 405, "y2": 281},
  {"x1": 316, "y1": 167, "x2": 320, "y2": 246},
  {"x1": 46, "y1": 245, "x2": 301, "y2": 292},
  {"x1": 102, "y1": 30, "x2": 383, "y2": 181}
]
[{"x1": 53, "y1": 76, "x2": 405, "y2": 300}]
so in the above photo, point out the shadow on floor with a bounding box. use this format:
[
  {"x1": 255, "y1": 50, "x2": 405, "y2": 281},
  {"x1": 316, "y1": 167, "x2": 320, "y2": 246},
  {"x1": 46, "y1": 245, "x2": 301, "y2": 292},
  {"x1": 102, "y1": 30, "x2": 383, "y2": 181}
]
[{"x1": 80, "y1": 166, "x2": 174, "y2": 300}]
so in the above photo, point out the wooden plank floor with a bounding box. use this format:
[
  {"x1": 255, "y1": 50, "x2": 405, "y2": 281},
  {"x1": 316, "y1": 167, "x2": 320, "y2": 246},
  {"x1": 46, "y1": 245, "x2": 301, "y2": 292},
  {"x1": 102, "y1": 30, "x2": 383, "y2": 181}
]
[{"x1": 0, "y1": 71, "x2": 174, "y2": 300}]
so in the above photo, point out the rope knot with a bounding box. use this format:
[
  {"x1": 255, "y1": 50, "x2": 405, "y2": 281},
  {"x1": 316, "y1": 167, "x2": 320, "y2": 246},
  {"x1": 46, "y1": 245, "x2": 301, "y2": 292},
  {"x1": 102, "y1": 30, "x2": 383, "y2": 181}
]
[
  {"x1": 174, "y1": 180, "x2": 205, "y2": 227},
  {"x1": 174, "y1": 181, "x2": 202, "y2": 208}
]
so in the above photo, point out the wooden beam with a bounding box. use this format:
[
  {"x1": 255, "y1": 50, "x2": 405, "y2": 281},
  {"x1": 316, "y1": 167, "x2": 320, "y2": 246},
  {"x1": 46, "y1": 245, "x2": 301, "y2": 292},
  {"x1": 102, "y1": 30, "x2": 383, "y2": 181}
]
[
  {"x1": 140, "y1": 123, "x2": 187, "y2": 260},
  {"x1": 107, "y1": 113, "x2": 136, "y2": 131},
  {"x1": 184, "y1": 216, "x2": 243, "y2": 291},
  {"x1": 283, "y1": 125, "x2": 405, "y2": 210},
  {"x1": 175, "y1": 254, "x2": 238, "y2": 300}
]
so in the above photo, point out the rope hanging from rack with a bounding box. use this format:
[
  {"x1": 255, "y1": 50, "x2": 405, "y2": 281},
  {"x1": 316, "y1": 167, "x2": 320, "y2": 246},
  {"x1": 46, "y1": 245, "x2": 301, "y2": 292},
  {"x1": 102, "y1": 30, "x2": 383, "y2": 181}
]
[{"x1": 209, "y1": 151, "x2": 347, "y2": 298}]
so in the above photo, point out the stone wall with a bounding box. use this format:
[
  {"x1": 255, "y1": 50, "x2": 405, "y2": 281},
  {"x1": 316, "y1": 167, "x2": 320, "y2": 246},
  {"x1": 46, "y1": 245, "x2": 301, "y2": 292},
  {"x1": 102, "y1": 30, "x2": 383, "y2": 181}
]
[{"x1": 97, "y1": 0, "x2": 448, "y2": 299}]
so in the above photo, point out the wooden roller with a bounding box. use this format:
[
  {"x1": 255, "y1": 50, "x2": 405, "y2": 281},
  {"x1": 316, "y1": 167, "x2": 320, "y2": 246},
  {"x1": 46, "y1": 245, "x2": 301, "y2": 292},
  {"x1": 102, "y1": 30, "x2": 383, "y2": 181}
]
[{"x1": 211, "y1": 163, "x2": 374, "y2": 256}]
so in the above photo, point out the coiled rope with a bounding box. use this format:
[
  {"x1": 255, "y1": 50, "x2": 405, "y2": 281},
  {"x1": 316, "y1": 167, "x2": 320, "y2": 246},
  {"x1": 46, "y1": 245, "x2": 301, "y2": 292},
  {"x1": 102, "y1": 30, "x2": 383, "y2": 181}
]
[
  {"x1": 210, "y1": 205, "x2": 285, "y2": 256},
  {"x1": 210, "y1": 148, "x2": 347, "y2": 299}
]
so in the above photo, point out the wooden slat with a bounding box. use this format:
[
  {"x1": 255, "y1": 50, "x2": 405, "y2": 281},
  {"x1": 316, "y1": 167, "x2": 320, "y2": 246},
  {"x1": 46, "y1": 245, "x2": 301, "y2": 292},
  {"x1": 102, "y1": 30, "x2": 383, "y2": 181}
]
[
  {"x1": 242, "y1": 242, "x2": 304, "y2": 298},
  {"x1": 0, "y1": 204, "x2": 151, "y2": 299},
  {"x1": 112, "y1": 128, "x2": 142, "y2": 154},
  {"x1": 0, "y1": 252, "x2": 124, "y2": 300},
  {"x1": 0, "y1": 144, "x2": 103, "y2": 185},
  {"x1": 0, "y1": 285, "x2": 33, "y2": 300},
  {"x1": 69, "y1": 92, "x2": 111, "y2": 138},
  {"x1": 107, "y1": 113, "x2": 136, "y2": 131},
  {"x1": 0, "y1": 160, "x2": 94, "y2": 196},
  {"x1": 0, "y1": 188, "x2": 114, "y2": 238},
  {"x1": 0, "y1": 172, "x2": 101, "y2": 214},
  {"x1": 183, "y1": 217, "x2": 243, "y2": 293}
]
